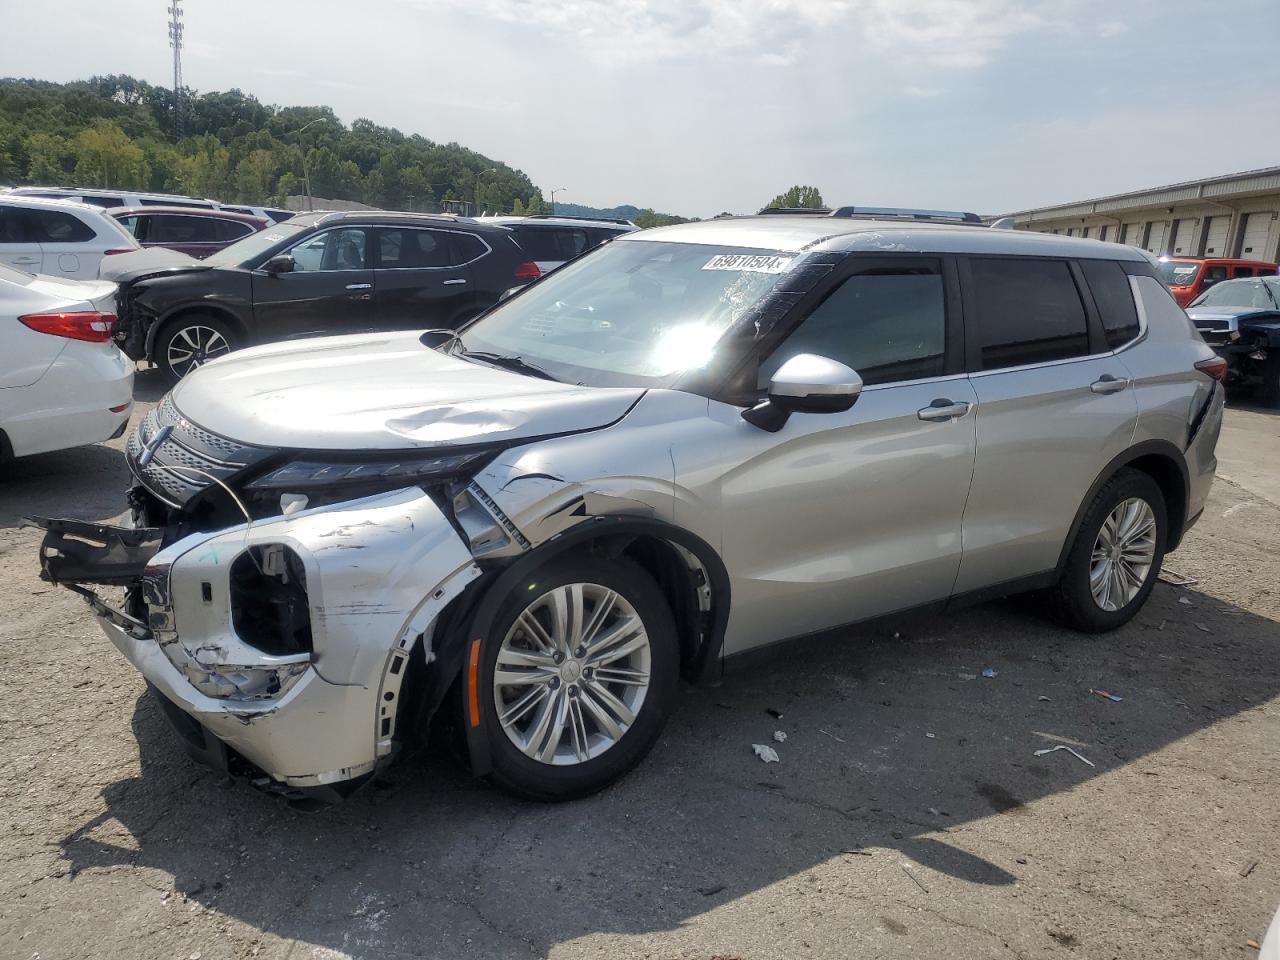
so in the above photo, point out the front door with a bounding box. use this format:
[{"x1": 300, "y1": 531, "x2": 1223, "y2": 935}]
[
  {"x1": 251, "y1": 226, "x2": 375, "y2": 342},
  {"x1": 372, "y1": 227, "x2": 479, "y2": 329},
  {"x1": 715, "y1": 256, "x2": 978, "y2": 654}
]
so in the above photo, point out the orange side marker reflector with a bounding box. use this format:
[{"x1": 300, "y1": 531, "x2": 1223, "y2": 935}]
[{"x1": 467, "y1": 638, "x2": 482, "y2": 728}]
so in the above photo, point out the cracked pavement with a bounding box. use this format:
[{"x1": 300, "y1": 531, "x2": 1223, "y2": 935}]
[{"x1": 1, "y1": 371, "x2": 1278, "y2": 959}]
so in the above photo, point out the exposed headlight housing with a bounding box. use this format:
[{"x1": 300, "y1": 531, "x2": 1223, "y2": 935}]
[{"x1": 245, "y1": 451, "x2": 493, "y2": 492}]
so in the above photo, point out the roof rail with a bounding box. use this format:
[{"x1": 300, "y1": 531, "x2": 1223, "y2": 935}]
[
  {"x1": 827, "y1": 206, "x2": 983, "y2": 224},
  {"x1": 525, "y1": 214, "x2": 636, "y2": 226},
  {"x1": 758, "y1": 206, "x2": 833, "y2": 216}
]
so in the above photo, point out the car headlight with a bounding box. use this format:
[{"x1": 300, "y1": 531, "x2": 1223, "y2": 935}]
[{"x1": 245, "y1": 451, "x2": 493, "y2": 491}]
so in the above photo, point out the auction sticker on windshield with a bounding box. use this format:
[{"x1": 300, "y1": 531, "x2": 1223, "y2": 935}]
[{"x1": 701, "y1": 253, "x2": 793, "y2": 273}]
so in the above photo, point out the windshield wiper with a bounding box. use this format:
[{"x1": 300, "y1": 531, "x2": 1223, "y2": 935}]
[{"x1": 457, "y1": 349, "x2": 560, "y2": 382}]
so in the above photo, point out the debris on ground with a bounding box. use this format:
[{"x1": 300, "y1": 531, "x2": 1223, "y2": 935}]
[
  {"x1": 1240, "y1": 860, "x2": 1259, "y2": 878},
  {"x1": 698, "y1": 883, "x2": 726, "y2": 896},
  {"x1": 958, "y1": 672, "x2": 977, "y2": 680},
  {"x1": 1159, "y1": 570, "x2": 1199, "y2": 586},
  {"x1": 1178, "y1": 596, "x2": 1193, "y2": 606},
  {"x1": 752, "y1": 743, "x2": 780, "y2": 764},
  {"x1": 1038, "y1": 696, "x2": 1053, "y2": 702},
  {"x1": 842, "y1": 847, "x2": 873, "y2": 856},
  {"x1": 1034, "y1": 744, "x2": 1096, "y2": 767},
  {"x1": 818, "y1": 728, "x2": 846, "y2": 743},
  {"x1": 772, "y1": 730, "x2": 787, "y2": 743},
  {"x1": 1089, "y1": 688, "x2": 1123, "y2": 702},
  {"x1": 1158, "y1": 619, "x2": 1168, "y2": 631},
  {"x1": 1196, "y1": 622, "x2": 1213, "y2": 634},
  {"x1": 982, "y1": 667, "x2": 998, "y2": 679},
  {"x1": 766, "y1": 708, "x2": 784, "y2": 720},
  {"x1": 1247, "y1": 939, "x2": 1261, "y2": 950},
  {"x1": 901, "y1": 864, "x2": 929, "y2": 893},
  {"x1": 926, "y1": 732, "x2": 936, "y2": 739}
]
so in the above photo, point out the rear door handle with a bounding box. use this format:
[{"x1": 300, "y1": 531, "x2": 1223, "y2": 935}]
[
  {"x1": 443, "y1": 278, "x2": 467, "y2": 286},
  {"x1": 12, "y1": 256, "x2": 40, "y2": 264},
  {"x1": 1090, "y1": 374, "x2": 1130, "y2": 394},
  {"x1": 917, "y1": 399, "x2": 972, "y2": 422},
  {"x1": 345, "y1": 282, "x2": 372, "y2": 290}
]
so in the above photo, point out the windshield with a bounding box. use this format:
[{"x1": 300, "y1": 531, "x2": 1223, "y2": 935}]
[
  {"x1": 1190, "y1": 279, "x2": 1279, "y2": 309},
  {"x1": 458, "y1": 240, "x2": 796, "y2": 386},
  {"x1": 1159, "y1": 260, "x2": 1200, "y2": 286},
  {"x1": 204, "y1": 222, "x2": 307, "y2": 267}
]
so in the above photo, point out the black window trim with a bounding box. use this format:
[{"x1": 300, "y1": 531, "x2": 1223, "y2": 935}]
[{"x1": 369, "y1": 225, "x2": 493, "y2": 270}]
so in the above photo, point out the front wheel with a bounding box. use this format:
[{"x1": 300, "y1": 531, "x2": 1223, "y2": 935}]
[
  {"x1": 154, "y1": 314, "x2": 240, "y2": 382},
  {"x1": 479, "y1": 554, "x2": 678, "y2": 800},
  {"x1": 1051, "y1": 469, "x2": 1167, "y2": 633}
]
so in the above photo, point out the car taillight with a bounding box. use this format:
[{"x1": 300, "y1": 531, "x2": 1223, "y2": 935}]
[
  {"x1": 102, "y1": 248, "x2": 134, "y2": 256},
  {"x1": 18, "y1": 311, "x2": 117, "y2": 343},
  {"x1": 513, "y1": 261, "x2": 541, "y2": 280},
  {"x1": 1194, "y1": 356, "x2": 1229, "y2": 382}
]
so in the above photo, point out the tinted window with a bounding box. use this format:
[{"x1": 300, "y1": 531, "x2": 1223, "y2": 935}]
[
  {"x1": 150, "y1": 215, "x2": 220, "y2": 244},
  {"x1": 216, "y1": 219, "x2": 255, "y2": 242},
  {"x1": 512, "y1": 226, "x2": 589, "y2": 261},
  {"x1": 265, "y1": 209, "x2": 295, "y2": 222},
  {"x1": 1204, "y1": 266, "x2": 1228, "y2": 283},
  {"x1": 27, "y1": 209, "x2": 96, "y2": 243},
  {"x1": 376, "y1": 229, "x2": 457, "y2": 268},
  {"x1": 970, "y1": 258, "x2": 1088, "y2": 370},
  {"x1": 116, "y1": 215, "x2": 144, "y2": 238},
  {"x1": 1233, "y1": 267, "x2": 1255, "y2": 278},
  {"x1": 288, "y1": 228, "x2": 368, "y2": 271},
  {"x1": 0, "y1": 206, "x2": 26, "y2": 243},
  {"x1": 1082, "y1": 260, "x2": 1140, "y2": 349},
  {"x1": 453, "y1": 233, "x2": 487, "y2": 263},
  {"x1": 760, "y1": 265, "x2": 946, "y2": 388}
]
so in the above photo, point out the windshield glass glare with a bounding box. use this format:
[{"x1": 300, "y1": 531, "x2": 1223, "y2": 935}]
[
  {"x1": 459, "y1": 240, "x2": 794, "y2": 386},
  {"x1": 1159, "y1": 260, "x2": 1200, "y2": 286},
  {"x1": 204, "y1": 222, "x2": 307, "y2": 267},
  {"x1": 1191, "y1": 279, "x2": 1278, "y2": 309}
]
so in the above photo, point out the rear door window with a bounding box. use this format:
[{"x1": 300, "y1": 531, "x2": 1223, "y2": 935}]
[
  {"x1": 150, "y1": 215, "x2": 221, "y2": 244},
  {"x1": 968, "y1": 258, "x2": 1090, "y2": 370},
  {"x1": 26, "y1": 209, "x2": 96, "y2": 243},
  {"x1": 216, "y1": 219, "x2": 255, "y2": 242},
  {"x1": 375, "y1": 228, "x2": 457, "y2": 268},
  {"x1": 513, "y1": 226, "x2": 589, "y2": 261},
  {"x1": 1081, "y1": 259, "x2": 1141, "y2": 349}
]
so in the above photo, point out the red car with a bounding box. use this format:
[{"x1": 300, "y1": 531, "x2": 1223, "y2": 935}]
[
  {"x1": 1158, "y1": 256, "x2": 1278, "y2": 307},
  {"x1": 108, "y1": 206, "x2": 270, "y2": 259}
]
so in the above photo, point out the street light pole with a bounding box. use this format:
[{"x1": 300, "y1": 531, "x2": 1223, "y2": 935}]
[
  {"x1": 295, "y1": 118, "x2": 324, "y2": 212},
  {"x1": 549, "y1": 186, "x2": 566, "y2": 215}
]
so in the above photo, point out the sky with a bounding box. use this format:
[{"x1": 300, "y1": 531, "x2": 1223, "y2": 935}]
[{"x1": 3, "y1": 0, "x2": 1279, "y2": 218}]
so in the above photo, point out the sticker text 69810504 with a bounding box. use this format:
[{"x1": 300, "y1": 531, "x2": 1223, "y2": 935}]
[{"x1": 701, "y1": 253, "x2": 793, "y2": 274}]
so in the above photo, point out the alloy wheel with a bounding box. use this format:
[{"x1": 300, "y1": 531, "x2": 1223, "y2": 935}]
[
  {"x1": 1089, "y1": 497, "x2": 1157, "y2": 612},
  {"x1": 493, "y1": 582, "x2": 651, "y2": 766},
  {"x1": 166, "y1": 325, "x2": 231, "y2": 377}
]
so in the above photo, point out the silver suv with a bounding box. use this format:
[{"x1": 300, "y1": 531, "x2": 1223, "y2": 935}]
[{"x1": 36, "y1": 207, "x2": 1226, "y2": 804}]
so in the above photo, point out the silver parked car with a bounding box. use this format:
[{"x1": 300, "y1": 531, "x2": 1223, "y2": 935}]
[{"x1": 35, "y1": 207, "x2": 1226, "y2": 803}]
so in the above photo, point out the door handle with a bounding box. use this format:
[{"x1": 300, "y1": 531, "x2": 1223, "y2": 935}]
[
  {"x1": 917, "y1": 399, "x2": 972, "y2": 422},
  {"x1": 1090, "y1": 374, "x2": 1130, "y2": 394},
  {"x1": 13, "y1": 256, "x2": 40, "y2": 264},
  {"x1": 345, "y1": 282, "x2": 372, "y2": 290},
  {"x1": 442, "y1": 278, "x2": 467, "y2": 286}
]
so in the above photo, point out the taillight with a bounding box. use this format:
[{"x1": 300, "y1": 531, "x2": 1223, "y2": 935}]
[
  {"x1": 513, "y1": 260, "x2": 541, "y2": 280},
  {"x1": 18, "y1": 311, "x2": 117, "y2": 343},
  {"x1": 1194, "y1": 356, "x2": 1229, "y2": 382},
  {"x1": 102, "y1": 248, "x2": 134, "y2": 256}
]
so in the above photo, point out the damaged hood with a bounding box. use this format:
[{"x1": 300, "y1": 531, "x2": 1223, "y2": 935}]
[
  {"x1": 171, "y1": 331, "x2": 646, "y2": 450},
  {"x1": 98, "y1": 246, "x2": 207, "y2": 283}
]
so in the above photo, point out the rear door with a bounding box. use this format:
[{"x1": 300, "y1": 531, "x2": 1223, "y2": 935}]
[
  {"x1": 250, "y1": 226, "x2": 375, "y2": 341},
  {"x1": 716, "y1": 255, "x2": 978, "y2": 651},
  {"x1": 371, "y1": 227, "x2": 479, "y2": 329},
  {"x1": 953, "y1": 256, "x2": 1139, "y2": 594},
  {"x1": 26, "y1": 207, "x2": 102, "y2": 279},
  {"x1": 0, "y1": 204, "x2": 42, "y2": 273}
]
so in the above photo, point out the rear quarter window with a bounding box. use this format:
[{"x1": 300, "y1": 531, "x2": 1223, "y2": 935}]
[{"x1": 1081, "y1": 259, "x2": 1141, "y2": 349}]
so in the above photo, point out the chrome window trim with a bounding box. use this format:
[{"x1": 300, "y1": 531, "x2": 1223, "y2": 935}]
[
  {"x1": 860, "y1": 372, "x2": 968, "y2": 393},
  {"x1": 370, "y1": 226, "x2": 493, "y2": 271}
]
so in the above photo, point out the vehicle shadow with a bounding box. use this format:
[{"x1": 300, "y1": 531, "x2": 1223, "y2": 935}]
[{"x1": 57, "y1": 581, "x2": 1280, "y2": 957}]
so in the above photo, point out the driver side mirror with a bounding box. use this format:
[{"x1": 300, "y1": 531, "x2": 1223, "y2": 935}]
[
  {"x1": 742, "y1": 353, "x2": 864, "y2": 432},
  {"x1": 262, "y1": 254, "x2": 296, "y2": 275}
]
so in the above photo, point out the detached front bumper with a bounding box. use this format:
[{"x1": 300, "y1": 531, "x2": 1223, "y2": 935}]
[{"x1": 34, "y1": 487, "x2": 481, "y2": 794}]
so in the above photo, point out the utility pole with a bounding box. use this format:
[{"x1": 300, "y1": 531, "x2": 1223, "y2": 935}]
[
  {"x1": 168, "y1": 2, "x2": 184, "y2": 140},
  {"x1": 549, "y1": 187, "x2": 566, "y2": 215}
]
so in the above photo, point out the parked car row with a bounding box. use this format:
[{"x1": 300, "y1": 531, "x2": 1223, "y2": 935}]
[{"x1": 2, "y1": 185, "x2": 294, "y2": 224}]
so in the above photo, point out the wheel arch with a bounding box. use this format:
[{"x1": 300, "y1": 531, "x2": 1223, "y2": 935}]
[
  {"x1": 1055, "y1": 439, "x2": 1191, "y2": 576},
  {"x1": 145, "y1": 303, "x2": 250, "y2": 361}
]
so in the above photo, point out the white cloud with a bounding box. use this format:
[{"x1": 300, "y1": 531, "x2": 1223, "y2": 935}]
[
  {"x1": 428, "y1": 0, "x2": 1052, "y2": 68},
  {"x1": 1096, "y1": 19, "x2": 1129, "y2": 38}
]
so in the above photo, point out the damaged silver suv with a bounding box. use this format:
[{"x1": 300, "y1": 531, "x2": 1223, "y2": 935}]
[{"x1": 35, "y1": 207, "x2": 1225, "y2": 803}]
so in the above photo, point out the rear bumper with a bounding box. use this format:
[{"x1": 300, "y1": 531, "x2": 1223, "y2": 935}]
[{"x1": 2, "y1": 343, "x2": 132, "y2": 457}]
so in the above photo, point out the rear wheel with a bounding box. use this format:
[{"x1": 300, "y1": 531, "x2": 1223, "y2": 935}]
[
  {"x1": 479, "y1": 555, "x2": 678, "y2": 801},
  {"x1": 154, "y1": 313, "x2": 239, "y2": 382},
  {"x1": 1051, "y1": 469, "x2": 1167, "y2": 633}
]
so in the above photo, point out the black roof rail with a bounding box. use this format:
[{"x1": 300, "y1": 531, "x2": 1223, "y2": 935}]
[
  {"x1": 525, "y1": 214, "x2": 636, "y2": 226},
  {"x1": 758, "y1": 206, "x2": 833, "y2": 216},
  {"x1": 827, "y1": 206, "x2": 983, "y2": 224}
]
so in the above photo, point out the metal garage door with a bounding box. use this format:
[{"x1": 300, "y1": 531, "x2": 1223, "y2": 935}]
[
  {"x1": 1145, "y1": 220, "x2": 1170, "y2": 255},
  {"x1": 1239, "y1": 211, "x2": 1276, "y2": 258},
  {"x1": 1121, "y1": 222, "x2": 1143, "y2": 247},
  {"x1": 1170, "y1": 218, "x2": 1197, "y2": 255},
  {"x1": 1203, "y1": 216, "x2": 1230, "y2": 256}
]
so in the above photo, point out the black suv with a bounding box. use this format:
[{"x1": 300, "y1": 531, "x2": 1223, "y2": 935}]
[{"x1": 103, "y1": 211, "x2": 541, "y2": 380}]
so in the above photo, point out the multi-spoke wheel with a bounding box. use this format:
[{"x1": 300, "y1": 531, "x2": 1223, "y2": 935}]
[
  {"x1": 155, "y1": 314, "x2": 239, "y2": 382},
  {"x1": 480, "y1": 555, "x2": 678, "y2": 800},
  {"x1": 1052, "y1": 469, "x2": 1167, "y2": 632}
]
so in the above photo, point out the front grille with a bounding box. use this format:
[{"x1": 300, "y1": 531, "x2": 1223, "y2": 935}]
[{"x1": 128, "y1": 395, "x2": 275, "y2": 508}]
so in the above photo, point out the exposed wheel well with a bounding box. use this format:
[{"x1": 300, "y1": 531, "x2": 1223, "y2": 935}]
[{"x1": 1124, "y1": 454, "x2": 1188, "y2": 550}]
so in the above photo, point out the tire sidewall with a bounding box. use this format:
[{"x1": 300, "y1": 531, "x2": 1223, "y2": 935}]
[
  {"x1": 155, "y1": 314, "x2": 238, "y2": 382},
  {"x1": 479, "y1": 554, "x2": 679, "y2": 800}
]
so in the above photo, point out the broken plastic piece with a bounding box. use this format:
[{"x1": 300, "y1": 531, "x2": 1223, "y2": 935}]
[
  {"x1": 1089, "y1": 689, "x2": 1123, "y2": 702},
  {"x1": 772, "y1": 730, "x2": 787, "y2": 743},
  {"x1": 1158, "y1": 570, "x2": 1198, "y2": 587},
  {"x1": 1033, "y1": 744, "x2": 1095, "y2": 767},
  {"x1": 981, "y1": 667, "x2": 998, "y2": 679},
  {"x1": 1178, "y1": 596, "x2": 1193, "y2": 606},
  {"x1": 752, "y1": 743, "x2": 780, "y2": 763},
  {"x1": 819, "y1": 728, "x2": 846, "y2": 743},
  {"x1": 766, "y1": 708, "x2": 783, "y2": 719},
  {"x1": 1038, "y1": 695, "x2": 1052, "y2": 702}
]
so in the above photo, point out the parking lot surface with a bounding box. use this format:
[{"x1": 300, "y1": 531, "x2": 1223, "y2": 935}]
[{"x1": 2, "y1": 373, "x2": 1278, "y2": 960}]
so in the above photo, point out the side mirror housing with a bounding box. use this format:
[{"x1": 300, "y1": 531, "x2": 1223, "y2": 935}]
[
  {"x1": 742, "y1": 354, "x2": 863, "y2": 432},
  {"x1": 262, "y1": 254, "x2": 296, "y2": 275}
]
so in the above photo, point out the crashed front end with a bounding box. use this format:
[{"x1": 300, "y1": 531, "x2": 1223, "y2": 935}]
[{"x1": 33, "y1": 397, "x2": 504, "y2": 801}]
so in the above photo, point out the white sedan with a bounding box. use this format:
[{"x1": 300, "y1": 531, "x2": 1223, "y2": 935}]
[{"x1": 0, "y1": 264, "x2": 133, "y2": 459}]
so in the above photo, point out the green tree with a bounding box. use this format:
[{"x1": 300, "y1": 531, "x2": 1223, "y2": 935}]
[
  {"x1": 176, "y1": 134, "x2": 232, "y2": 198},
  {"x1": 73, "y1": 120, "x2": 149, "y2": 188},
  {"x1": 525, "y1": 192, "x2": 549, "y2": 216},
  {"x1": 24, "y1": 132, "x2": 71, "y2": 182},
  {"x1": 233, "y1": 148, "x2": 277, "y2": 203},
  {"x1": 510, "y1": 197, "x2": 525, "y2": 216},
  {"x1": 765, "y1": 185, "x2": 825, "y2": 210}
]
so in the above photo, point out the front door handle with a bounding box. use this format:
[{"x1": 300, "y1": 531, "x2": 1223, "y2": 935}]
[
  {"x1": 918, "y1": 399, "x2": 972, "y2": 422},
  {"x1": 442, "y1": 278, "x2": 467, "y2": 286},
  {"x1": 345, "y1": 282, "x2": 372, "y2": 291},
  {"x1": 1090, "y1": 374, "x2": 1130, "y2": 394}
]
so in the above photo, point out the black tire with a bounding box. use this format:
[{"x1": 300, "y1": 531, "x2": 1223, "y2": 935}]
[
  {"x1": 1050, "y1": 468, "x2": 1167, "y2": 633},
  {"x1": 1259, "y1": 353, "x2": 1280, "y2": 409},
  {"x1": 479, "y1": 554, "x2": 678, "y2": 801},
  {"x1": 154, "y1": 313, "x2": 240, "y2": 382}
]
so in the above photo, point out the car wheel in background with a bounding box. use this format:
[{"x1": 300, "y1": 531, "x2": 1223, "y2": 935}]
[
  {"x1": 154, "y1": 313, "x2": 239, "y2": 382},
  {"x1": 479, "y1": 554, "x2": 678, "y2": 801},
  {"x1": 1051, "y1": 468, "x2": 1167, "y2": 633}
]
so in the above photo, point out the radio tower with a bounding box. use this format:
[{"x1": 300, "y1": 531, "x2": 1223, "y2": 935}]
[{"x1": 168, "y1": 2, "x2": 184, "y2": 139}]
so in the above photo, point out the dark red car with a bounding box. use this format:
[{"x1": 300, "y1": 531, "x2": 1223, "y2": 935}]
[{"x1": 108, "y1": 206, "x2": 270, "y2": 259}]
